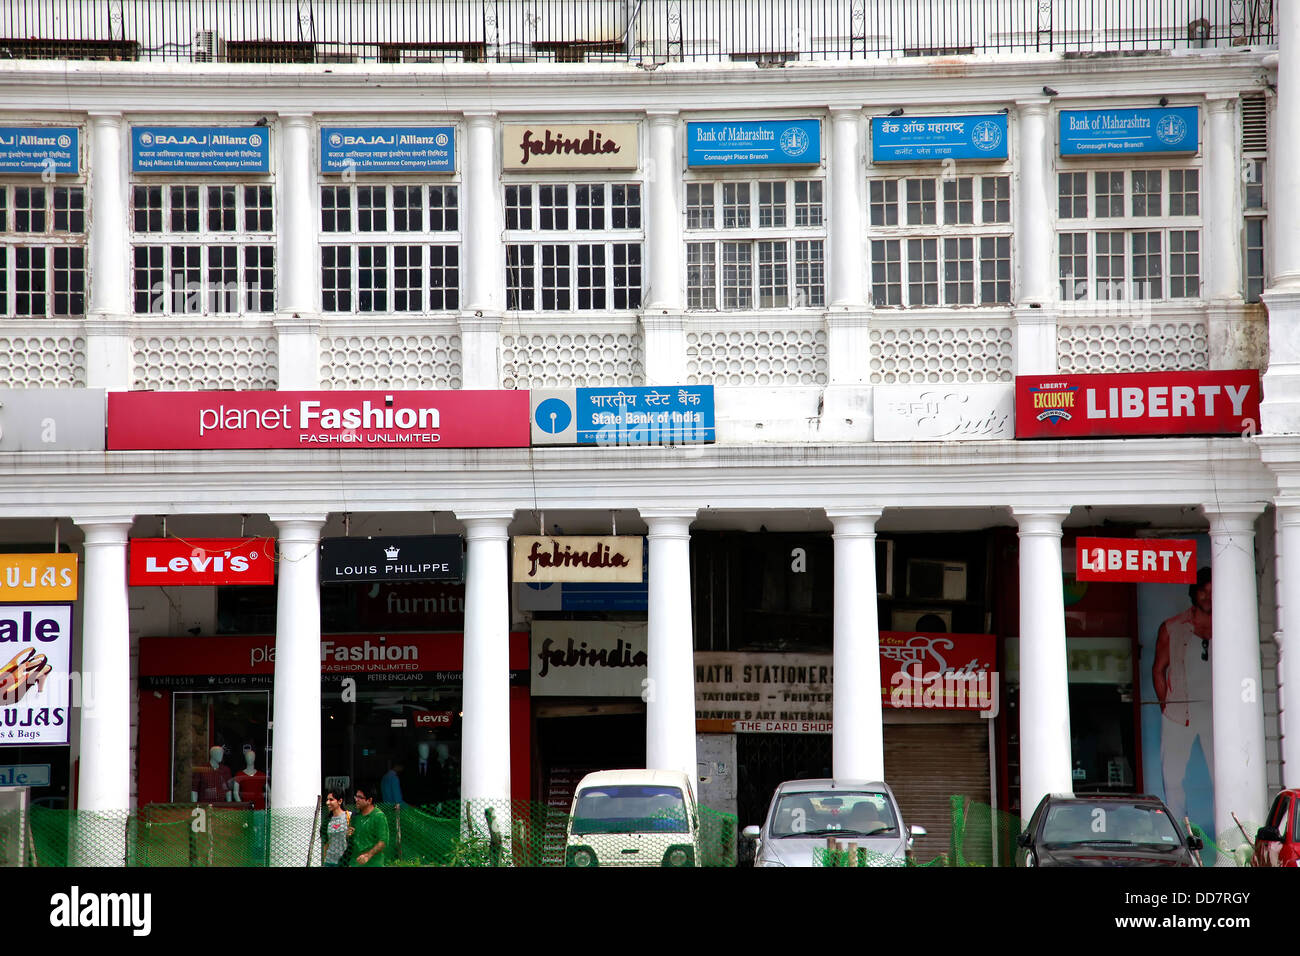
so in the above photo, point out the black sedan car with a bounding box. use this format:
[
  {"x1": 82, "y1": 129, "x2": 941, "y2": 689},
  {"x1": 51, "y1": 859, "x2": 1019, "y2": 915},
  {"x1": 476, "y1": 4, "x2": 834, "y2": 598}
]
[{"x1": 1016, "y1": 793, "x2": 1203, "y2": 867}]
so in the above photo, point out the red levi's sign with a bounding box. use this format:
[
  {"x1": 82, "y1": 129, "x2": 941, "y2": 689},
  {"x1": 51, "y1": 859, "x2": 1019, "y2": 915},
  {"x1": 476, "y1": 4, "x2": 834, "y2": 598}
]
[
  {"x1": 107, "y1": 390, "x2": 530, "y2": 450},
  {"x1": 1015, "y1": 370, "x2": 1261, "y2": 438},
  {"x1": 129, "y1": 538, "x2": 276, "y2": 586},
  {"x1": 1075, "y1": 537, "x2": 1197, "y2": 584}
]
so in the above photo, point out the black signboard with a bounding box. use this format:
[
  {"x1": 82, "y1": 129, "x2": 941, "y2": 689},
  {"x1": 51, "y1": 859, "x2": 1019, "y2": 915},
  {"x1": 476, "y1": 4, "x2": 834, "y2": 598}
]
[{"x1": 319, "y1": 535, "x2": 464, "y2": 583}]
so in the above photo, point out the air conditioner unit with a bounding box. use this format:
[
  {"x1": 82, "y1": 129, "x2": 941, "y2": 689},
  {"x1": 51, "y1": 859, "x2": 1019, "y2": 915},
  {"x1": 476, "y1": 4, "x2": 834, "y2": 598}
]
[
  {"x1": 193, "y1": 30, "x2": 225, "y2": 63},
  {"x1": 905, "y1": 558, "x2": 967, "y2": 601},
  {"x1": 891, "y1": 608, "x2": 953, "y2": 633},
  {"x1": 876, "y1": 539, "x2": 894, "y2": 598}
]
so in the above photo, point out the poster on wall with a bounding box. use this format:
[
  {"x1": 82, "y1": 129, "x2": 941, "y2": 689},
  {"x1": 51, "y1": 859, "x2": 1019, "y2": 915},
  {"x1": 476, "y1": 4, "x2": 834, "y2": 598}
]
[
  {"x1": 0, "y1": 604, "x2": 73, "y2": 746},
  {"x1": 1136, "y1": 534, "x2": 1213, "y2": 845}
]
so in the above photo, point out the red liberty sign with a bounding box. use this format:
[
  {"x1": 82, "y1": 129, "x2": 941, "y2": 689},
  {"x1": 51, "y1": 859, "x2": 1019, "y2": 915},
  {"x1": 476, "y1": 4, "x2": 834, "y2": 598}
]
[{"x1": 1075, "y1": 537, "x2": 1197, "y2": 583}]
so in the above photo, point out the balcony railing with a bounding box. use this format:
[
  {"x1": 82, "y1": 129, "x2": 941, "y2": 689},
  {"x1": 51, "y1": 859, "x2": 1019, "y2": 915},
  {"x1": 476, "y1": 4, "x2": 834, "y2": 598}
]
[{"x1": 0, "y1": 1, "x2": 1276, "y2": 65}]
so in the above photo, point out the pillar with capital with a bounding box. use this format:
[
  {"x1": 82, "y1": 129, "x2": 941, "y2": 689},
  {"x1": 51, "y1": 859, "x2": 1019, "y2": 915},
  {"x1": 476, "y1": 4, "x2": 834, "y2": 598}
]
[
  {"x1": 828, "y1": 510, "x2": 883, "y2": 780},
  {"x1": 275, "y1": 113, "x2": 321, "y2": 388},
  {"x1": 461, "y1": 112, "x2": 504, "y2": 389},
  {"x1": 1278, "y1": 503, "x2": 1300, "y2": 788},
  {"x1": 1012, "y1": 99, "x2": 1057, "y2": 376},
  {"x1": 642, "y1": 511, "x2": 698, "y2": 789},
  {"x1": 85, "y1": 113, "x2": 130, "y2": 388},
  {"x1": 643, "y1": 111, "x2": 687, "y2": 385}
]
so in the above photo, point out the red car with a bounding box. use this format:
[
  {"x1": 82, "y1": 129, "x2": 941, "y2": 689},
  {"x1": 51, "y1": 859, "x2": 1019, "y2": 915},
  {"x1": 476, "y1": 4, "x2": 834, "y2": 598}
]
[{"x1": 1253, "y1": 789, "x2": 1300, "y2": 867}]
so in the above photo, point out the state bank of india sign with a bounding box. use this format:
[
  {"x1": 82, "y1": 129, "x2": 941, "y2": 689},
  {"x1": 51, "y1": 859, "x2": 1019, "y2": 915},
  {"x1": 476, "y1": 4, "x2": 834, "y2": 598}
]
[{"x1": 107, "y1": 390, "x2": 530, "y2": 450}]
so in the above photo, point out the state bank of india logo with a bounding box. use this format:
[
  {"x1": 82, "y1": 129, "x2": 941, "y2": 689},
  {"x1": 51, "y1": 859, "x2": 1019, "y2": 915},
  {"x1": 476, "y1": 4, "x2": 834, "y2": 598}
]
[
  {"x1": 780, "y1": 125, "x2": 810, "y2": 157},
  {"x1": 1029, "y1": 383, "x2": 1079, "y2": 423},
  {"x1": 139, "y1": 132, "x2": 154, "y2": 146},
  {"x1": 1155, "y1": 113, "x2": 1187, "y2": 146},
  {"x1": 329, "y1": 132, "x2": 343, "y2": 147},
  {"x1": 971, "y1": 120, "x2": 1002, "y2": 152},
  {"x1": 248, "y1": 133, "x2": 263, "y2": 148}
]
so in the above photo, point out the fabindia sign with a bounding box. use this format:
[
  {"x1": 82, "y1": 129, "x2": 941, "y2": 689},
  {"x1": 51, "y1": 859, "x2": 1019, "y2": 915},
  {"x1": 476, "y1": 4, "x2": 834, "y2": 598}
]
[
  {"x1": 107, "y1": 390, "x2": 530, "y2": 449},
  {"x1": 1015, "y1": 371, "x2": 1261, "y2": 439}
]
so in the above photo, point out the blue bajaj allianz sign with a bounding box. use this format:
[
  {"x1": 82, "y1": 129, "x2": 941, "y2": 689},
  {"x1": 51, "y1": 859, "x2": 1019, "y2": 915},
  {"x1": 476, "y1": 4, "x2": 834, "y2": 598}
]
[
  {"x1": 0, "y1": 128, "x2": 78, "y2": 174},
  {"x1": 1060, "y1": 107, "x2": 1199, "y2": 156},
  {"x1": 872, "y1": 114, "x2": 1007, "y2": 162},
  {"x1": 321, "y1": 126, "x2": 455, "y2": 173},
  {"x1": 687, "y1": 120, "x2": 820, "y2": 167},
  {"x1": 531, "y1": 386, "x2": 714, "y2": 445},
  {"x1": 132, "y1": 127, "x2": 270, "y2": 173}
]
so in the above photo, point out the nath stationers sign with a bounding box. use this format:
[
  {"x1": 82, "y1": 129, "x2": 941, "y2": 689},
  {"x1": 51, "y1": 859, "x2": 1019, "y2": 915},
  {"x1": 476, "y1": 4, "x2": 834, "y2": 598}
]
[{"x1": 512, "y1": 536, "x2": 644, "y2": 583}]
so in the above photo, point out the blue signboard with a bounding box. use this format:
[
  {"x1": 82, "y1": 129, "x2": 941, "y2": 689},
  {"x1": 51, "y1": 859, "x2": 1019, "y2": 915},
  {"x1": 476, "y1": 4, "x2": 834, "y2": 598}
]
[
  {"x1": 321, "y1": 126, "x2": 456, "y2": 173},
  {"x1": 687, "y1": 120, "x2": 820, "y2": 167},
  {"x1": 131, "y1": 127, "x2": 270, "y2": 173},
  {"x1": 1059, "y1": 107, "x2": 1199, "y2": 156},
  {"x1": 531, "y1": 386, "x2": 715, "y2": 445},
  {"x1": 0, "y1": 764, "x2": 51, "y2": 787},
  {"x1": 872, "y1": 114, "x2": 1007, "y2": 162},
  {"x1": 0, "y1": 128, "x2": 78, "y2": 174}
]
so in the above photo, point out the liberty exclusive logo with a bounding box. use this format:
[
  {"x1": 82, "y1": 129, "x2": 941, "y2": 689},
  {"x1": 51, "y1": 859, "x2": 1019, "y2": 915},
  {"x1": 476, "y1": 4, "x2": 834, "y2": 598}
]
[{"x1": 1029, "y1": 383, "x2": 1079, "y2": 423}]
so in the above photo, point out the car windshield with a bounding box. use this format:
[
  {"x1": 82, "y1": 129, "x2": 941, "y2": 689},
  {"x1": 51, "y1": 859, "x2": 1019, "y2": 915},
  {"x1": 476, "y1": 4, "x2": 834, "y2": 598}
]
[
  {"x1": 571, "y1": 785, "x2": 688, "y2": 835},
  {"x1": 1040, "y1": 803, "x2": 1184, "y2": 847},
  {"x1": 770, "y1": 791, "x2": 898, "y2": 838}
]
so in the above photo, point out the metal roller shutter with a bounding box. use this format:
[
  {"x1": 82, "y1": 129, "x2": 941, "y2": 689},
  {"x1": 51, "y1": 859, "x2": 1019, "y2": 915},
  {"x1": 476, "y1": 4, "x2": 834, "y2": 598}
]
[{"x1": 885, "y1": 722, "x2": 991, "y2": 865}]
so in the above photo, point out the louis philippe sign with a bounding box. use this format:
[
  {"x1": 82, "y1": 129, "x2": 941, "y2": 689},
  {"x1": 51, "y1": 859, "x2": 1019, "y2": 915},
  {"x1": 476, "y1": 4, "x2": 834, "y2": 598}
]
[
  {"x1": 512, "y1": 536, "x2": 644, "y2": 583},
  {"x1": 503, "y1": 123, "x2": 639, "y2": 170}
]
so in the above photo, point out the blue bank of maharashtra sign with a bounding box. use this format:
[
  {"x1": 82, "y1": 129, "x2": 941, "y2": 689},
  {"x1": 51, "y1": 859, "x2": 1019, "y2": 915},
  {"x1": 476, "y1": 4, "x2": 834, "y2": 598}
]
[
  {"x1": 687, "y1": 120, "x2": 820, "y2": 167},
  {"x1": 1060, "y1": 107, "x2": 1199, "y2": 156},
  {"x1": 132, "y1": 127, "x2": 270, "y2": 173},
  {"x1": 0, "y1": 127, "x2": 78, "y2": 174},
  {"x1": 531, "y1": 386, "x2": 715, "y2": 445},
  {"x1": 872, "y1": 114, "x2": 1007, "y2": 162},
  {"x1": 321, "y1": 126, "x2": 456, "y2": 173}
]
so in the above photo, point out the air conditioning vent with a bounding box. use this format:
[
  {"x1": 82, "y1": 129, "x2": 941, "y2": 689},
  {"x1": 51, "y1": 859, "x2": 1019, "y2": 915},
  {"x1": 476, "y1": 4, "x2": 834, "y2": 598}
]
[
  {"x1": 905, "y1": 558, "x2": 967, "y2": 601},
  {"x1": 1242, "y1": 95, "x2": 1268, "y2": 152},
  {"x1": 193, "y1": 30, "x2": 224, "y2": 63},
  {"x1": 891, "y1": 608, "x2": 953, "y2": 633}
]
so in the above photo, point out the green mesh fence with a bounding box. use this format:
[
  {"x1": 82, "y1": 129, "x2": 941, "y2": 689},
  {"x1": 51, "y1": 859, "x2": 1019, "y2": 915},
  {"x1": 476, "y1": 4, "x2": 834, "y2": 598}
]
[{"x1": 0, "y1": 800, "x2": 738, "y2": 867}]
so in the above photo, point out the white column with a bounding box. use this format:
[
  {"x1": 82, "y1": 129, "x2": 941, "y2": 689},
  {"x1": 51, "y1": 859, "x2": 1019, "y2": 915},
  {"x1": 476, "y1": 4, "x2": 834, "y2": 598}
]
[
  {"x1": 1013, "y1": 508, "x2": 1073, "y2": 822},
  {"x1": 267, "y1": 515, "x2": 326, "y2": 867},
  {"x1": 643, "y1": 111, "x2": 686, "y2": 385},
  {"x1": 828, "y1": 107, "x2": 864, "y2": 309},
  {"x1": 643, "y1": 511, "x2": 697, "y2": 790},
  {"x1": 1013, "y1": 98, "x2": 1058, "y2": 376},
  {"x1": 72, "y1": 517, "x2": 133, "y2": 866},
  {"x1": 828, "y1": 511, "x2": 883, "y2": 779},
  {"x1": 1204, "y1": 507, "x2": 1268, "y2": 855},
  {"x1": 1205, "y1": 95, "x2": 1242, "y2": 303},
  {"x1": 275, "y1": 113, "x2": 320, "y2": 389},
  {"x1": 1280, "y1": 503, "x2": 1300, "y2": 788},
  {"x1": 459, "y1": 515, "x2": 512, "y2": 807},
  {"x1": 85, "y1": 113, "x2": 130, "y2": 389},
  {"x1": 461, "y1": 112, "x2": 504, "y2": 389}
]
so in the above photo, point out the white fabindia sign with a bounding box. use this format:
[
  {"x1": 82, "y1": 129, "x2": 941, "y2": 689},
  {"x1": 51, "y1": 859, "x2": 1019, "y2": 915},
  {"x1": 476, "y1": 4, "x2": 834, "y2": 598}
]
[
  {"x1": 531, "y1": 620, "x2": 647, "y2": 696},
  {"x1": 512, "y1": 535, "x2": 644, "y2": 583},
  {"x1": 873, "y1": 384, "x2": 1014, "y2": 441}
]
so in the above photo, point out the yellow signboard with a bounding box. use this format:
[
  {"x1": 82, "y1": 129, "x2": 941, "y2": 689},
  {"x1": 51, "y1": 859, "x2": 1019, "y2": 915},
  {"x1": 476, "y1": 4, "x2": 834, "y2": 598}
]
[{"x1": 0, "y1": 554, "x2": 78, "y2": 602}]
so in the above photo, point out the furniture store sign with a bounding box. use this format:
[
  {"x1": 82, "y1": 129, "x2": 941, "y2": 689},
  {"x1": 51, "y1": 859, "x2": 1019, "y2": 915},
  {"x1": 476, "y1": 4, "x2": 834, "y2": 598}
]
[
  {"x1": 1059, "y1": 107, "x2": 1199, "y2": 156},
  {"x1": 1015, "y1": 370, "x2": 1261, "y2": 438},
  {"x1": 131, "y1": 126, "x2": 271, "y2": 173},
  {"x1": 0, "y1": 604, "x2": 73, "y2": 746},
  {"x1": 871, "y1": 114, "x2": 1007, "y2": 162},
  {"x1": 0, "y1": 127, "x2": 78, "y2": 174},
  {"x1": 129, "y1": 538, "x2": 276, "y2": 587},
  {"x1": 0, "y1": 554, "x2": 78, "y2": 603},
  {"x1": 503, "y1": 123, "x2": 638, "y2": 170},
  {"x1": 531, "y1": 620, "x2": 647, "y2": 696},
  {"x1": 512, "y1": 536, "x2": 644, "y2": 583},
  {"x1": 687, "y1": 119, "x2": 820, "y2": 167},
  {"x1": 106, "y1": 390, "x2": 530, "y2": 449},
  {"x1": 321, "y1": 126, "x2": 455, "y2": 173},
  {"x1": 319, "y1": 535, "x2": 464, "y2": 583}
]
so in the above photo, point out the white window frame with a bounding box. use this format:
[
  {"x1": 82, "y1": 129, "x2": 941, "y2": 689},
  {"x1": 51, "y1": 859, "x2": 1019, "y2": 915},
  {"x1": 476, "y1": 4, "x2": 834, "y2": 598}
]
[{"x1": 0, "y1": 180, "x2": 89, "y2": 318}]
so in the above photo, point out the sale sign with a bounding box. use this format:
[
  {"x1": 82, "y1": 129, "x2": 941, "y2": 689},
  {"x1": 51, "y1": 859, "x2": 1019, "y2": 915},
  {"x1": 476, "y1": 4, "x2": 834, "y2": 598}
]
[
  {"x1": 0, "y1": 604, "x2": 73, "y2": 746},
  {"x1": 129, "y1": 538, "x2": 276, "y2": 586},
  {"x1": 1075, "y1": 537, "x2": 1197, "y2": 583},
  {"x1": 107, "y1": 390, "x2": 530, "y2": 450},
  {"x1": 1015, "y1": 370, "x2": 1260, "y2": 438}
]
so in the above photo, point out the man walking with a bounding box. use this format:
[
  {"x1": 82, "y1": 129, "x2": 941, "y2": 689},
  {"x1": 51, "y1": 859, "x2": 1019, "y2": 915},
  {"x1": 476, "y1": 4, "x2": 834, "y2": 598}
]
[{"x1": 351, "y1": 783, "x2": 389, "y2": 867}]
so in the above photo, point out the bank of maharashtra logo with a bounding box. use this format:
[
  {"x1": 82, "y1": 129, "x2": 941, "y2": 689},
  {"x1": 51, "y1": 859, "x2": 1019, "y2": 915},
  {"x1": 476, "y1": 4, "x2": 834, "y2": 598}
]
[
  {"x1": 329, "y1": 132, "x2": 343, "y2": 147},
  {"x1": 248, "y1": 133, "x2": 263, "y2": 148},
  {"x1": 1155, "y1": 113, "x2": 1186, "y2": 145},
  {"x1": 780, "y1": 126, "x2": 810, "y2": 157},
  {"x1": 57, "y1": 134, "x2": 71, "y2": 149},
  {"x1": 139, "y1": 132, "x2": 154, "y2": 146},
  {"x1": 435, "y1": 132, "x2": 449, "y2": 147},
  {"x1": 972, "y1": 120, "x2": 1002, "y2": 152},
  {"x1": 535, "y1": 397, "x2": 573, "y2": 434},
  {"x1": 384, "y1": 545, "x2": 400, "y2": 560},
  {"x1": 1029, "y1": 383, "x2": 1079, "y2": 423}
]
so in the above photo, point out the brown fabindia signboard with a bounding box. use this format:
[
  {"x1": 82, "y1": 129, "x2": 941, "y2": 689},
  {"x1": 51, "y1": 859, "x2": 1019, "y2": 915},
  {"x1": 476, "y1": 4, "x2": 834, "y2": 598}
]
[
  {"x1": 503, "y1": 123, "x2": 639, "y2": 170},
  {"x1": 512, "y1": 535, "x2": 644, "y2": 583}
]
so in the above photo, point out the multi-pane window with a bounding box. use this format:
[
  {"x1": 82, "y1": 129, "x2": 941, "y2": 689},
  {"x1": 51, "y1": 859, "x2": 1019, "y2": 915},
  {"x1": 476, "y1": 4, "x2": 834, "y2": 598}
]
[
  {"x1": 685, "y1": 179, "x2": 825, "y2": 309},
  {"x1": 1244, "y1": 159, "x2": 1266, "y2": 303},
  {"x1": 505, "y1": 183, "x2": 642, "y2": 311},
  {"x1": 131, "y1": 184, "x2": 275, "y2": 314},
  {"x1": 868, "y1": 174, "x2": 1011, "y2": 307},
  {"x1": 1056, "y1": 168, "x2": 1201, "y2": 301},
  {"x1": 0, "y1": 184, "x2": 87, "y2": 317},
  {"x1": 321, "y1": 184, "x2": 459, "y2": 312}
]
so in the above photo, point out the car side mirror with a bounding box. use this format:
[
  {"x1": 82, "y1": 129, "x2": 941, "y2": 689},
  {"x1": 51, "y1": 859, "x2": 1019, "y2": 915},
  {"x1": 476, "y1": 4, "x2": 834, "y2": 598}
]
[
  {"x1": 909, "y1": 825, "x2": 927, "y2": 838},
  {"x1": 1187, "y1": 835, "x2": 1204, "y2": 851},
  {"x1": 1017, "y1": 831, "x2": 1033, "y2": 848},
  {"x1": 742, "y1": 825, "x2": 761, "y2": 840},
  {"x1": 1256, "y1": 825, "x2": 1282, "y2": 843}
]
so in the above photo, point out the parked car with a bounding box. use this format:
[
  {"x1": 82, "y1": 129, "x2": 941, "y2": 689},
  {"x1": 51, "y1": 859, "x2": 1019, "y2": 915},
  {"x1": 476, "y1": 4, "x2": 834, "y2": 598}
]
[
  {"x1": 742, "y1": 779, "x2": 926, "y2": 867},
  {"x1": 564, "y1": 769, "x2": 702, "y2": 867},
  {"x1": 1252, "y1": 788, "x2": 1300, "y2": 867},
  {"x1": 1016, "y1": 793, "x2": 1202, "y2": 867}
]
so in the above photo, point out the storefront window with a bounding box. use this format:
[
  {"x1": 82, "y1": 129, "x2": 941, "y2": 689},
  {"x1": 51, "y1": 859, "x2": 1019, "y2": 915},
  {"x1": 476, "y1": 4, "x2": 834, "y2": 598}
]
[{"x1": 171, "y1": 691, "x2": 269, "y2": 803}]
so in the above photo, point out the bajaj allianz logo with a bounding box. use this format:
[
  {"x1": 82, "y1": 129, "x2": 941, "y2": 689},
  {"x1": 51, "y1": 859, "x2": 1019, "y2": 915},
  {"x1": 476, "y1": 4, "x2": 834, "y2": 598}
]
[{"x1": 1029, "y1": 383, "x2": 1078, "y2": 423}]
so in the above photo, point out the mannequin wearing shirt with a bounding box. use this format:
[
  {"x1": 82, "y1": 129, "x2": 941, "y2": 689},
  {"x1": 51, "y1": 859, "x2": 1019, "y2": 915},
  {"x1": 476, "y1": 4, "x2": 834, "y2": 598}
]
[
  {"x1": 191, "y1": 746, "x2": 234, "y2": 803},
  {"x1": 234, "y1": 745, "x2": 269, "y2": 810}
]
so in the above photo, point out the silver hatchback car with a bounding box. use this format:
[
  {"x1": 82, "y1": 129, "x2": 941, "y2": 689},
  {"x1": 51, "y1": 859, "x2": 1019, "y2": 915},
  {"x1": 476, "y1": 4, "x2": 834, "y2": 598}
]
[{"x1": 743, "y1": 779, "x2": 927, "y2": 867}]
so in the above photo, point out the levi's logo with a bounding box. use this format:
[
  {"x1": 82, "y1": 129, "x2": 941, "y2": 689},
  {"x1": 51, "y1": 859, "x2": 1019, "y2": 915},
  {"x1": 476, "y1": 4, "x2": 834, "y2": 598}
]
[{"x1": 128, "y1": 538, "x2": 276, "y2": 587}]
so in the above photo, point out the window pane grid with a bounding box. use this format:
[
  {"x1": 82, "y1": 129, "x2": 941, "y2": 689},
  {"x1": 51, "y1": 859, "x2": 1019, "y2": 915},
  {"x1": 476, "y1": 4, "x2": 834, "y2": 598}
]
[{"x1": 1, "y1": 182, "x2": 88, "y2": 316}]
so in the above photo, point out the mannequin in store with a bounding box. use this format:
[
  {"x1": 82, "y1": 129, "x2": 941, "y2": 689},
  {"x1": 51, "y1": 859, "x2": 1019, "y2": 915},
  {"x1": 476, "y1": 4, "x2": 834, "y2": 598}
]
[
  {"x1": 233, "y1": 744, "x2": 269, "y2": 810},
  {"x1": 405, "y1": 740, "x2": 439, "y2": 808},
  {"x1": 190, "y1": 745, "x2": 235, "y2": 803}
]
